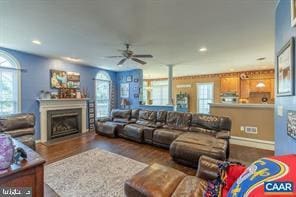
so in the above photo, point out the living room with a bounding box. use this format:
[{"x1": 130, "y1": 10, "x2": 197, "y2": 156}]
[{"x1": 0, "y1": 0, "x2": 295, "y2": 196}]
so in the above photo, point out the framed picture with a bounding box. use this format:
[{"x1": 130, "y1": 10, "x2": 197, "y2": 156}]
[
  {"x1": 126, "y1": 75, "x2": 133, "y2": 82},
  {"x1": 292, "y1": 0, "x2": 296, "y2": 27},
  {"x1": 67, "y1": 72, "x2": 80, "y2": 89},
  {"x1": 134, "y1": 78, "x2": 139, "y2": 82},
  {"x1": 50, "y1": 70, "x2": 81, "y2": 89},
  {"x1": 120, "y1": 83, "x2": 129, "y2": 98},
  {"x1": 277, "y1": 38, "x2": 295, "y2": 96},
  {"x1": 288, "y1": 111, "x2": 296, "y2": 140},
  {"x1": 50, "y1": 70, "x2": 68, "y2": 89}
]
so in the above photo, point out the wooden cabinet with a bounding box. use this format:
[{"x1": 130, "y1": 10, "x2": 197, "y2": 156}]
[
  {"x1": 249, "y1": 79, "x2": 271, "y2": 93},
  {"x1": 239, "y1": 79, "x2": 275, "y2": 99},
  {"x1": 271, "y1": 78, "x2": 275, "y2": 100},
  {"x1": 240, "y1": 80, "x2": 250, "y2": 98},
  {"x1": 0, "y1": 140, "x2": 45, "y2": 197},
  {"x1": 220, "y1": 77, "x2": 240, "y2": 94}
]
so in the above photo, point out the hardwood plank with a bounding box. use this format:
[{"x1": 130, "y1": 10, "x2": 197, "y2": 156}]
[{"x1": 36, "y1": 132, "x2": 274, "y2": 197}]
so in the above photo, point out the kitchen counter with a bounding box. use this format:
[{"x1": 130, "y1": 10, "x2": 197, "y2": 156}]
[
  {"x1": 209, "y1": 103, "x2": 274, "y2": 109},
  {"x1": 210, "y1": 102, "x2": 274, "y2": 149}
]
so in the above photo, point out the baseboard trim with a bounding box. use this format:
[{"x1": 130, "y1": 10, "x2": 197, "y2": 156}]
[{"x1": 230, "y1": 136, "x2": 274, "y2": 151}]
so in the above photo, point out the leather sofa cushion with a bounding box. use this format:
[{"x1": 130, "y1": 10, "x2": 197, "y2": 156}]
[
  {"x1": 190, "y1": 114, "x2": 231, "y2": 132},
  {"x1": 122, "y1": 124, "x2": 145, "y2": 140},
  {"x1": 196, "y1": 155, "x2": 221, "y2": 181},
  {"x1": 164, "y1": 112, "x2": 191, "y2": 131},
  {"x1": 189, "y1": 127, "x2": 216, "y2": 136},
  {"x1": 136, "y1": 110, "x2": 157, "y2": 127},
  {"x1": 153, "y1": 129, "x2": 184, "y2": 146},
  {"x1": 131, "y1": 109, "x2": 140, "y2": 120},
  {"x1": 96, "y1": 121, "x2": 126, "y2": 137},
  {"x1": 113, "y1": 118, "x2": 130, "y2": 123},
  {"x1": 124, "y1": 163, "x2": 186, "y2": 197},
  {"x1": 14, "y1": 135, "x2": 35, "y2": 150},
  {"x1": 0, "y1": 113, "x2": 35, "y2": 131},
  {"x1": 170, "y1": 132, "x2": 228, "y2": 166},
  {"x1": 156, "y1": 111, "x2": 167, "y2": 127},
  {"x1": 111, "y1": 109, "x2": 131, "y2": 123},
  {"x1": 4, "y1": 128, "x2": 34, "y2": 138},
  {"x1": 171, "y1": 176, "x2": 208, "y2": 197}
]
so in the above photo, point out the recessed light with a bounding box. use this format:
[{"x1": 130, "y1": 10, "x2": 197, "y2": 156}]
[
  {"x1": 32, "y1": 40, "x2": 42, "y2": 45},
  {"x1": 199, "y1": 47, "x2": 208, "y2": 52},
  {"x1": 64, "y1": 57, "x2": 82, "y2": 62}
]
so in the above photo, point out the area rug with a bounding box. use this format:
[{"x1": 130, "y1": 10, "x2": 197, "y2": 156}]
[{"x1": 45, "y1": 148, "x2": 148, "y2": 197}]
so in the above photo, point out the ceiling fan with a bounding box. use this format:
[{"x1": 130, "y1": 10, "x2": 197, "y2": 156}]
[{"x1": 105, "y1": 44, "x2": 153, "y2": 66}]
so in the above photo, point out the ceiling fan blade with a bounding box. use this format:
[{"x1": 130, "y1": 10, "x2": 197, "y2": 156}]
[
  {"x1": 104, "y1": 56, "x2": 124, "y2": 58},
  {"x1": 132, "y1": 58, "x2": 146, "y2": 65},
  {"x1": 133, "y1": 54, "x2": 153, "y2": 58},
  {"x1": 117, "y1": 58, "x2": 127, "y2": 65}
]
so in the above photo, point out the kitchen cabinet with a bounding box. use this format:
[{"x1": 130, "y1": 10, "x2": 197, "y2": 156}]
[
  {"x1": 220, "y1": 77, "x2": 240, "y2": 94},
  {"x1": 249, "y1": 79, "x2": 271, "y2": 93},
  {"x1": 271, "y1": 78, "x2": 275, "y2": 100},
  {"x1": 240, "y1": 80, "x2": 250, "y2": 98},
  {"x1": 239, "y1": 79, "x2": 274, "y2": 99}
]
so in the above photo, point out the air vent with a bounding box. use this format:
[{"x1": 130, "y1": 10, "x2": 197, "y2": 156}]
[{"x1": 245, "y1": 126, "x2": 258, "y2": 134}]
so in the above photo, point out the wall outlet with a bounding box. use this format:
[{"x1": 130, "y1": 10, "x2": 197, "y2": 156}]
[
  {"x1": 240, "y1": 126, "x2": 245, "y2": 132},
  {"x1": 245, "y1": 126, "x2": 258, "y2": 134}
]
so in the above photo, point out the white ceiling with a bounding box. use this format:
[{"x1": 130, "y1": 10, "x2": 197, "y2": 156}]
[{"x1": 0, "y1": 0, "x2": 276, "y2": 79}]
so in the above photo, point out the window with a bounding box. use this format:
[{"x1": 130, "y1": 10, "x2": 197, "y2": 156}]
[
  {"x1": 95, "y1": 71, "x2": 111, "y2": 118},
  {"x1": 0, "y1": 51, "x2": 20, "y2": 115},
  {"x1": 151, "y1": 80, "x2": 168, "y2": 105},
  {"x1": 196, "y1": 83, "x2": 214, "y2": 114}
]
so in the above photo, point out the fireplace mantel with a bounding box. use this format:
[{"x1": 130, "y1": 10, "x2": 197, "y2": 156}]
[{"x1": 37, "y1": 98, "x2": 89, "y2": 142}]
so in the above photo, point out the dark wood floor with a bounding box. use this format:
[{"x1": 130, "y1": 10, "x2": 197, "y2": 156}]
[{"x1": 37, "y1": 132, "x2": 274, "y2": 196}]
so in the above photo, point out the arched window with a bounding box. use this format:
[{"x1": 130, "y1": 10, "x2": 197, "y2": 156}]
[
  {"x1": 95, "y1": 71, "x2": 111, "y2": 118},
  {"x1": 0, "y1": 51, "x2": 21, "y2": 115}
]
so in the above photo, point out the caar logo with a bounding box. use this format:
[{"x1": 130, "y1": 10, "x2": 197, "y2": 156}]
[{"x1": 264, "y1": 181, "x2": 294, "y2": 194}]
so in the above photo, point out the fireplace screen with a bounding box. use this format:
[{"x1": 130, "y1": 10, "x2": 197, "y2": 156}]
[{"x1": 47, "y1": 108, "x2": 82, "y2": 140}]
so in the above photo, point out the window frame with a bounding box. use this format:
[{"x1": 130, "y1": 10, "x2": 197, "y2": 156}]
[
  {"x1": 151, "y1": 80, "x2": 169, "y2": 105},
  {"x1": 95, "y1": 71, "x2": 111, "y2": 118},
  {"x1": 196, "y1": 82, "x2": 214, "y2": 114},
  {"x1": 0, "y1": 50, "x2": 21, "y2": 115}
]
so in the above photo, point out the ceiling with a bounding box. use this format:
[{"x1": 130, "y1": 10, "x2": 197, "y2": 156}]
[{"x1": 0, "y1": 0, "x2": 276, "y2": 79}]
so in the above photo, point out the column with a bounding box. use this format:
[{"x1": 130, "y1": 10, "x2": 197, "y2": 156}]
[{"x1": 167, "y1": 65, "x2": 174, "y2": 105}]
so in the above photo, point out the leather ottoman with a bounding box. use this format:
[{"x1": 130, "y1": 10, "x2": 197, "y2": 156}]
[
  {"x1": 124, "y1": 163, "x2": 186, "y2": 197},
  {"x1": 170, "y1": 132, "x2": 228, "y2": 167}
]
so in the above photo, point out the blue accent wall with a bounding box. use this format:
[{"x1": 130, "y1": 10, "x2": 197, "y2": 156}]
[
  {"x1": 0, "y1": 47, "x2": 117, "y2": 140},
  {"x1": 275, "y1": 0, "x2": 296, "y2": 155},
  {"x1": 115, "y1": 69, "x2": 143, "y2": 109}
]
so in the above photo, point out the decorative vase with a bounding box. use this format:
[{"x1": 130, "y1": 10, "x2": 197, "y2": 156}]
[{"x1": 0, "y1": 134, "x2": 14, "y2": 170}]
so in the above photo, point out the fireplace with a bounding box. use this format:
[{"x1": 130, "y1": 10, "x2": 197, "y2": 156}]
[{"x1": 47, "y1": 108, "x2": 82, "y2": 140}]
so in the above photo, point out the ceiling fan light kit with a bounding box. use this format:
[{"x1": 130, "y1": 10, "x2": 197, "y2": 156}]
[{"x1": 105, "y1": 44, "x2": 153, "y2": 66}]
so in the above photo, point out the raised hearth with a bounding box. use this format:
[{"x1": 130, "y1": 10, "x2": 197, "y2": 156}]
[{"x1": 38, "y1": 99, "x2": 89, "y2": 142}]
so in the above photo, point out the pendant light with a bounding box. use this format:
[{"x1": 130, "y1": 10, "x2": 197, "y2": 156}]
[
  {"x1": 256, "y1": 81, "x2": 266, "y2": 88},
  {"x1": 256, "y1": 70, "x2": 266, "y2": 88}
]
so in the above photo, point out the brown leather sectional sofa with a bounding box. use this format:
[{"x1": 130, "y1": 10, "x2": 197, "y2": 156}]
[
  {"x1": 96, "y1": 109, "x2": 231, "y2": 167},
  {"x1": 124, "y1": 155, "x2": 222, "y2": 197},
  {"x1": 0, "y1": 113, "x2": 36, "y2": 150}
]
